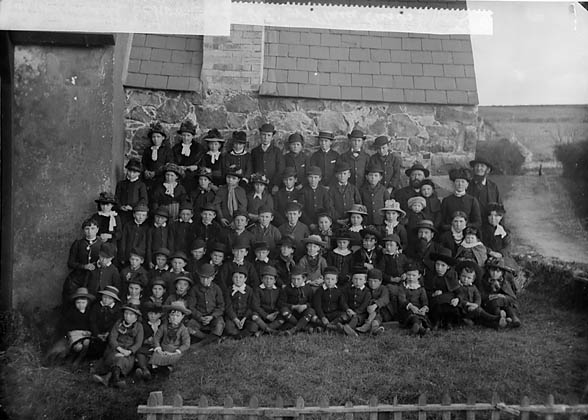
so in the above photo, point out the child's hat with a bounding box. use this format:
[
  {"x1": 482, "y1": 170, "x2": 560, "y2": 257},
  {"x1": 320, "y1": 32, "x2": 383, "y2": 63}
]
[
  {"x1": 203, "y1": 128, "x2": 225, "y2": 142},
  {"x1": 225, "y1": 168, "x2": 244, "y2": 179},
  {"x1": 282, "y1": 167, "x2": 298, "y2": 179},
  {"x1": 487, "y1": 202, "x2": 506, "y2": 215},
  {"x1": 420, "y1": 179, "x2": 436, "y2": 189},
  {"x1": 260, "y1": 265, "x2": 278, "y2": 277},
  {"x1": 352, "y1": 265, "x2": 369, "y2": 275},
  {"x1": 405, "y1": 162, "x2": 430, "y2": 178},
  {"x1": 142, "y1": 301, "x2": 164, "y2": 313},
  {"x1": 129, "y1": 248, "x2": 145, "y2": 259},
  {"x1": 232, "y1": 237, "x2": 250, "y2": 250},
  {"x1": 164, "y1": 300, "x2": 192, "y2": 315},
  {"x1": 448, "y1": 167, "x2": 472, "y2": 182},
  {"x1": 154, "y1": 206, "x2": 170, "y2": 218},
  {"x1": 149, "y1": 121, "x2": 167, "y2": 138},
  {"x1": 95, "y1": 191, "x2": 117, "y2": 205},
  {"x1": 170, "y1": 251, "x2": 188, "y2": 262},
  {"x1": 127, "y1": 274, "x2": 146, "y2": 288},
  {"x1": 163, "y1": 162, "x2": 184, "y2": 178},
  {"x1": 133, "y1": 203, "x2": 149, "y2": 213},
  {"x1": 464, "y1": 225, "x2": 480, "y2": 238},
  {"x1": 71, "y1": 287, "x2": 95, "y2": 301},
  {"x1": 485, "y1": 257, "x2": 515, "y2": 274},
  {"x1": 98, "y1": 285, "x2": 121, "y2": 302},
  {"x1": 179, "y1": 201, "x2": 193, "y2": 211},
  {"x1": 290, "y1": 265, "x2": 307, "y2": 277},
  {"x1": 323, "y1": 266, "x2": 339, "y2": 276},
  {"x1": 348, "y1": 129, "x2": 366, "y2": 139},
  {"x1": 250, "y1": 173, "x2": 269, "y2": 185},
  {"x1": 125, "y1": 159, "x2": 142, "y2": 172},
  {"x1": 368, "y1": 268, "x2": 383, "y2": 281},
  {"x1": 379, "y1": 199, "x2": 406, "y2": 216},
  {"x1": 174, "y1": 275, "x2": 194, "y2": 286},
  {"x1": 407, "y1": 196, "x2": 426, "y2": 209},
  {"x1": 258, "y1": 205, "x2": 273, "y2": 215},
  {"x1": 316, "y1": 208, "x2": 332, "y2": 220},
  {"x1": 413, "y1": 219, "x2": 437, "y2": 234},
  {"x1": 334, "y1": 161, "x2": 351, "y2": 173},
  {"x1": 430, "y1": 248, "x2": 456, "y2": 266},
  {"x1": 209, "y1": 242, "x2": 227, "y2": 254},
  {"x1": 151, "y1": 278, "x2": 168, "y2": 288},
  {"x1": 99, "y1": 243, "x2": 116, "y2": 259},
  {"x1": 233, "y1": 266, "x2": 248, "y2": 276},
  {"x1": 360, "y1": 227, "x2": 381, "y2": 240},
  {"x1": 196, "y1": 263, "x2": 216, "y2": 279},
  {"x1": 287, "y1": 132, "x2": 304, "y2": 145},
  {"x1": 382, "y1": 234, "x2": 401, "y2": 246},
  {"x1": 153, "y1": 247, "x2": 170, "y2": 258},
  {"x1": 469, "y1": 155, "x2": 493, "y2": 171},
  {"x1": 303, "y1": 235, "x2": 328, "y2": 248},
  {"x1": 200, "y1": 203, "x2": 216, "y2": 212},
  {"x1": 232, "y1": 130, "x2": 248, "y2": 144},
  {"x1": 346, "y1": 204, "x2": 368, "y2": 215},
  {"x1": 197, "y1": 167, "x2": 214, "y2": 181},
  {"x1": 456, "y1": 259, "x2": 482, "y2": 281},
  {"x1": 277, "y1": 235, "x2": 296, "y2": 248},
  {"x1": 259, "y1": 123, "x2": 276, "y2": 134},
  {"x1": 177, "y1": 120, "x2": 197, "y2": 135},
  {"x1": 191, "y1": 238, "x2": 207, "y2": 251},
  {"x1": 285, "y1": 201, "x2": 303, "y2": 213},
  {"x1": 121, "y1": 302, "x2": 142, "y2": 316},
  {"x1": 365, "y1": 161, "x2": 384, "y2": 174},
  {"x1": 253, "y1": 241, "x2": 270, "y2": 252},
  {"x1": 317, "y1": 131, "x2": 335, "y2": 140},
  {"x1": 306, "y1": 166, "x2": 322, "y2": 177},
  {"x1": 373, "y1": 136, "x2": 390, "y2": 147},
  {"x1": 333, "y1": 230, "x2": 353, "y2": 242}
]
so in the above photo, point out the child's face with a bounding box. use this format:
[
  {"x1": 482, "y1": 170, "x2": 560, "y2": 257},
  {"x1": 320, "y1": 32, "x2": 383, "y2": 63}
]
[
  {"x1": 179, "y1": 209, "x2": 193, "y2": 222},
  {"x1": 127, "y1": 169, "x2": 140, "y2": 181},
  {"x1": 100, "y1": 203, "x2": 113, "y2": 212},
  {"x1": 201, "y1": 210, "x2": 216, "y2": 225},
  {"x1": 307, "y1": 175, "x2": 321, "y2": 189},
  {"x1": 75, "y1": 298, "x2": 89, "y2": 312},
  {"x1": 232, "y1": 248, "x2": 248, "y2": 261},
  {"x1": 377, "y1": 144, "x2": 389, "y2": 156},
  {"x1": 366, "y1": 172, "x2": 382, "y2": 186},
  {"x1": 410, "y1": 202, "x2": 424, "y2": 213},
  {"x1": 324, "y1": 273, "x2": 338, "y2": 289},
  {"x1": 175, "y1": 279, "x2": 190, "y2": 295},
  {"x1": 352, "y1": 274, "x2": 367, "y2": 288},
  {"x1": 283, "y1": 176, "x2": 297, "y2": 189},
  {"x1": 464, "y1": 233, "x2": 477, "y2": 244},
  {"x1": 306, "y1": 243, "x2": 320, "y2": 256},
  {"x1": 165, "y1": 171, "x2": 178, "y2": 184},
  {"x1": 336, "y1": 239, "x2": 350, "y2": 250},
  {"x1": 350, "y1": 137, "x2": 363, "y2": 151},
  {"x1": 489, "y1": 267, "x2": 503, "y2": 281},
  {"x1": 454, "y1": 178, "x2": 469, "y2": 193},
  {"x1": 420, "y1": 185, "x2": 434, "y2": 198},
  {"x1": 180, "y1": 132, "x2": 194, "y2": 144},
  {"x1": 350, "y1": 214, "x2": 363, "y2": 227},
  {"x1": 211, "y1": 251, "x2": 224, "y2": 265},
  {"x1": 362, "y1": 234, "x2": 377, "y2": 249},
  {"x1": 255, "y1": 249, "x2": 270, "y2": 260},
  {"x1": 152, "y1": 285, "x2": 165, "y2": 298},
  {"x1": 134, "y1": 211, "x2": 148, "y2": 224},
  {"x1": 385, "y1": 210, "x2": 400, "y2": 222},
  {"x1": 435, "y1": 260, "x2": 450, "y2": 276},
  {"x1": 208, "y1": 140, "x2": 221, "y2": 152},
  {"x1": 234, "y1": 215, "x2": 248, "y2": 231},
  {"x1": 99, "y1": 256, "x2": 113, "y2": 266},
  {"x1": 191, "y1": 248, "x2": 205, "y2": 260},
  {"x1": 128, "y1": 283, "x2": 142, "y2": 298},
  {"x1": 405, "y1": 270, "x2": 421, "y2": 288},
  {"x1": 147, "y1": 311, "x2": 162, "y2": 323},
  {"x1": 280, "y1": 245, "x2": 294, "y2": 257},
  {"x1": 488, "y1": 211, "x2": 503, "y2": 227},
  {"x1": 253, "y1": 183, "x2": 265, "y2": 194},
  {"x1": 154, "y1": 215, "x2": 168, "y2": 225},
  {"x1": 226, "y1": 175, "x2": 240, "y2": 187},
  {"x1": 459, "y1": 270, "x2": 476, "y2": 286},
  {"x1": 84, "y1": 224, "x2": 99, "y2": 240},
  {"x1": 368, "y1": 277, "x2": 382, "y2": 290},
  {"x1": 452, "y1": 217, "x2": 467, "y2": 232},
  {"x1": 168, "y1": 310, "x2": 185, "y2": 326},
  {"x1": 336, "y1": 170, "x2": 350, "y2": 184},
  {"x1": 171, "y1": 258, "x2": 186, "y2": 272},
  {"x1": 260, "y1": 131, "x2": 273, "y2": 146},
  {"x1": 417, "y1": 228, "x2": 434, "y2": 242},
  {"x1": 384, "y1": 240, "x2": 399, "y2": 254},
  {"x1": 232, "y1": 272, "x2": 247, "y2": 287},
  {"x1": 258, "y1": 212, "x2": 273, "y2": 227},
  {"x1": 291, "y1": 274, "x2": 305, "y2": 287},
  {"x1": 129, "y1": 255, "x2": 143, "y2": 268},
  {"x1": 318, "y1": 216, "x2": 332, "y2": 231},
  {"x1": 151, "y1": 133, "x2": 165, "y2": 147},
  {"x1": 101, "y1": 295, "x2": 115, "y2": 306},
  {"x1": 289, "y1": 141, "x2": 303, "y2": 154},
  {"x1": 200, "y1": 275, "x2": 214, "y2": 287},
  {"x1": 262, "y1": 275, "x2": 276, "y2": 288},
  {"x1": 232, "y1": 143, "x2": 245, "y2": 153},
  {"x1": 319, "y1": 138, "x2": 332, "y2": 152},
  {"x1": 286, "y1": 210, "x2": 301, "y2": 225},
  {"x1": 124, "y1": 310, "x2": 139, "y2": 325},
  {"x1": 199, "y1": 176, "x2": 211, "y2": 189}
]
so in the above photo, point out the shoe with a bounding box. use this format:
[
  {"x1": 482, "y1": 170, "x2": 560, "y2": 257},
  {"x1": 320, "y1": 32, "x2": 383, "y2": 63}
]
[
  {"x1": 342, "y1": 324, "x2": 359, "y2": 337},
  {"x1": 135, "y1": 368, "x2": 145, "y2": 380},
  {"x1": 418, "y1": 326, "x2": 428, "y2": 336},
  {"x1": 510, "y1": 315, "x2": 522, "y2": 328},
  {"x1": 411, "y1": 322, "x2": 421, "y2": 335},
  {"x1": 498, "y1": 310, "x2": 507, "y2": 329},
  {"x1": 356, "y1": 323, "x2": 371, "y2": 333},
  {"x1": 254, "y1": 331, "x2": 263, "y2": 338},
  {"x1": 113, "y1": 380, "x2": 127, "y2": 389},
  {"x1": 314, "y1": 326, "x2": 324, "y2": 333},
  {"x1": 371, "y1": 326, "x2": 385, "y2": 336},
  {"x1": 307, "y1": 327, "x2": 315, "y2": 334},
  {"x1": 462, "y1": 318, "x2": 475, "y2": 327},
  {"x1": 92, "y1": 372, "x2": 111, "y2": 387},
  {"x1": 143, "y1": 369, "x2": 152, "y2": 381}
]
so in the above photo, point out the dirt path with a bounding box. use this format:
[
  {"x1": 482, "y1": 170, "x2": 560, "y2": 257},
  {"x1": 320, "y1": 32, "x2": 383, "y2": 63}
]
[{"x1": 504, "y1": 175, "x2": 588, "y2": 263}]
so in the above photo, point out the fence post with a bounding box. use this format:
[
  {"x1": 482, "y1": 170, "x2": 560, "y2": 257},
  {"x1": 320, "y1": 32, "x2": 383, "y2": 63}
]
[
  {"x1": 545, "y1": 395, "x2": 555, "y2": 420},
  {"x1": 146, "y1": 391, "x2": 163, "y2": 420},
  {"x1": 392, "y1": 395, "x2": 402, "y2": 420},
  {"x1": 296, "y1": 396, "x2": 305, "y2": 420},
  {"x1": 319, "y1": 395, "x2": 330, "y2": 420},
  {"x1": 441, "y1": 393, "x2": 451, "y2": 420},
  {"x1": 369, "y1": 396, "x2": 379, "y2": 420},
  {"x1": 466, "y1": 394, "x2": 476, "y2": 420},
  {"x1": 344, "y1": 401, "x2": 354, "y2": 420},
  {"x1": 417, "y1": 393, "x2": 427, "y2": 420},
  {"x1": 491, "y1": 392, "x2": 500, "y2": 420},
  {"x1": 224, "y1": 396, "x2": 235, "y2": 420},
  {"x1": 198, "y1": 396, "x2": 209, "y2": 420},
  {"x1": 172, "y1": 393, "x2": 183, "y2": 420},
  {"x1": 248, "y1": 396, "x2": 259, "y2": 420},
  {"x1": 274, "y1": 396, "x2": 284, "y2": 420},
  {"x1": 519, "y1": 396, "x2": 529, "y2": 420}
]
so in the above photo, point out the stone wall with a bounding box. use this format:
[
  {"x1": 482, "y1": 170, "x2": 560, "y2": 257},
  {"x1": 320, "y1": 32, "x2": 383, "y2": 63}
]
[{"x1": 125, "y1": 88, "x2": 477, "y2": 176}]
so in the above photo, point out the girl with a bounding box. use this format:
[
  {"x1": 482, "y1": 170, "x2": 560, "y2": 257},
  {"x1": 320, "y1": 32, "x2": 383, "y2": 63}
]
[
  {"x1": 298, "y1": 235, "x2": 328, "y2": 290},
  {"x1": 172, "y1": 120, "x2": 202, "y2": 193},
  {"x1": 420, "y1": 179, "x2": 441, "y2": 229},
  {"x1": 378, "y1": 199, "x2": 407, "y2": 250},
  {"x1": 247, "y1": 173, "x2": 274, "y2": 223},
  {"x1": 201, "y1": 129, "x2": 226, "y2": 186},
  {"x1": 142, "y1": 121, "x2": 173, "y2": 192},
  {"x1": 92, "y1": 192, "x2": 122, "y2": 248},
  {"x1": 346, "y1": 204, "x2": 368, "y2": 250},
  {"x1": 150, "y1": 163, "x2": 186, "y2": 220},
  {"x1": 438, "y1": 211, "x2": 468, "y2": 256},
  {"x1": 326, "y1": 230, "x2": 354, "y2": 290}
]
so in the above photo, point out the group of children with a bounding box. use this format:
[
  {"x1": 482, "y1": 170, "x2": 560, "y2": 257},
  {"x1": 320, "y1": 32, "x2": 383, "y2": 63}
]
[{"x1": 56, "y1": 121, "x2": 522, "y2": 386}]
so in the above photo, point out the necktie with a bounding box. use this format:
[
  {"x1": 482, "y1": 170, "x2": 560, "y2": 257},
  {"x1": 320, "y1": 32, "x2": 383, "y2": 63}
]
[
  {"x1": 151, "y1": 146, "x2": 159, "y2": 161},
  {"x1": 181, "y1": 143, "x2": 191, "y2": 157},
  {"x1": 227, "y1": 187, "x2": 237, "y2": 216}
]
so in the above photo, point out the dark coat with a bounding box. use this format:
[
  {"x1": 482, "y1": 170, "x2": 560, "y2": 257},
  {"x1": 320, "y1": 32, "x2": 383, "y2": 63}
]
[
  {"x1": 223, "y1": 150, "x2": 252, "y2": 180},
  {"x1": 345, "y1": 286, "x2": 371, "y2": 314},
  {"x1": 273, "y1": 187, "x2": 300, "y2": 227},
  {"x1": 329, "y1": 182, "x2": 362, "y2": 221},
  {"x1": 393, "y1": 186, "x2": 420, "y2": 213},
  {"x1": 313, "y1": 286, "x2": 348, "y2": 318},
  {"x1": 368, "y1": 152, "x2": 402, "y2": 190},
  {"x1": 146, "y1": 224, "x2": 173, "y2": 264},
  {"x1": 213, "y1": 185, "x2": 247, "y2": 222},
  {"x1": 310, "y1": 149, "x2": 340, "y2": 186},
  {"x1": 298, "y1": 185, "x2": 333, "y2": 226},
  {"x1": 89, "y1": 302, "x2": 121, "y2": 336},
  {"x1": 360, "y1": 183, "x2": 390, "y2": 226},
  {"x1": 225, "y1": 284, "x2": 255, "y2": 320},
  {"x1": 87, "y1": 264, "x2": 122, "y2": 297},
  {"x1": 191, "y1": 282, "x2": 225, "y2": 320},
  {"x1": 115, "y1": 179, "x2": 148, "y2": 213},
  {"x1": 467, "y1": 178, "x2": 502, "y2": 218},
  {"x1": 251, "y1": 144, "x2": 284, "y2": 188},
  {"x1": 284, "y1": 151, "x2": 310, "y2": 184},
  {"x1": 252, "y1": 286, "x2": 283, "y2": 319},
  {"x1": 169, "y1": 220, "x2": 196, "y2": 255},
  {"x1": 440, "y1": 194, "x2": 482, "y2": 231},
  {"x1": 279, "y1": 283, "x2": 314, "y2": 309},
  {"x1": 338, "y1": 150, "x2": 370, "y2": 188}
]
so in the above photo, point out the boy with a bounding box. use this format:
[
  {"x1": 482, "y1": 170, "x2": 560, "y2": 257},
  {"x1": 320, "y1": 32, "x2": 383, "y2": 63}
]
[
  {"x1": 214, "y1": 171, "x2": 248, "y2": 228},
  {"x1": 481, "y1": 258, "x2": 521, "y2": 328},
  {"x1": 273, "y1": 167, "x2": 300, "y2": 227},
  {"x1": 194, "y1": 203, "x2": 225, "y2": 248},
  {"x1": 248, "y1": 205, "x2": 282, "y2": 256},
  {"x1": 399, "y1": 264, "x2": 431, "y2": 335},
  {"x1": 170, "y1": 202, "x2": 196, "y2": 256},
  {"x1": 190, "y1": 263, "x2": 225, "y2": 345},
  {"x1": 146, "y1": 207, "x2": 173, "y2": 269},
  {"x1": 360, "y1": 162, "x2": 390, "y2": 226},
  {"x1": 277, "y1": 201, "x2": 310, "y2": 259},
  {"x1": 278, "y1": 265, "x2": 315, "y2": 335},
  {"x1": 251, "y1": 123, "x2": 284, "y2": 192},
  {"x1": 55, "y1": 287, "x2": 94, "y2": 366},
  {"x1": 298, "y1": 235, "x2": 328, "y2": 290},
  {"x1": 367, "y1": 136, "x2": 402, "y2": 194},
  {"x1": 325, "y1": 230, "x2": 353, "y2": 289},
  {"x1": 224, "y1": 268, "x2": 256, "y2": 338},
  {"x1": 251, "y1": 241, "x2": 277, "y2": 285},
  {"x1": 275, "y1": 235, "x2": 297, "y2": 284},
  {"x1": 120, "y1": 249, "x2": 149, "y2": 294},
  {"x1": 313, "y1": 209, "x2": 334, "y2": 250},
  {"x1": 328, "y1": 161, "x2": 362, "y2": 225},
  {"x1": 148, "y1": 248, "x2": 173, "y2": 288},
  {"x1": 164, "y1": 275, "x2": 197, "y2": 316},
  {"x1": 187, "y1": 239, "x2": 207, "y2": 274},
  {"x1": 172, "y1": 119, "x2": 202, "y2": 193},
  {"x1": 420, "y1": 179, "x2": 442, "y2": 229},
  {"x1": 378, "y1": 234, "x2": 409, "y2": 322},
  {"x1": 150, "y1": 301, "x2": 191, "y2": 372},
  {"x1": 144, "y1": 278, "x2": 168, "y2": 306},
  {"x1": 312, "y1": 266, "x2": 348, "y2": 332},
  {"x1": 298, "y1": 166, "x2": 334, "y2": 228},
  {"x1": 168, "y1": 251, "x2": 192, "y2": 287},
  {"x1": 310, "y1": 131, "x2": 339, "y2": 187},
  {"x1": 338, "y1": 129, "x2": 369, "y2": 189},
  {"x1": 223, "y1": 131, "x2": 252, "y2": 182},
  {"x1": 89, "y1": 285, "x2": 122, "y2": 358},
  {"x1": 62, "y1": 218, "x2": 103, "y2": 303},
  {"x1": 356, "y1": 269, "x2": 388, "y2": 335},
  {"x1": 378, "y1": 199, "x2": 407, "y2": 250},
  {"x1": 283, "y1": 132, "x2": 309, "y2": 185},
  {"x1": 190, "y1": 167, "x2": 216, "y2": 215},
  {"x1": 251, "y1": 266, "x2": 285, "y2": 335},
  {"x1": 424, "y1": 249, "x2": 460, "y2": 329},
  {"x1": 208, "y1": 242, "x2": 227, "y2": 281},
  {"x1": 227, "y1": 209, "x2": 255, "y2": 251},
  {"x1": 135, "y1": 301, "x2": 163, "y2": 380},
  {"x1": 352, "y1": 228, "x2": 384, "y2": 271},
  {"x1": 87, "y1": 243, "x2": 121, "y2": 297},
  {"x1": 406, "y1": 196, "x2": 427, "y2": 249},
  {"x1": 115, "y1": 159, "x2": 148, "y2": 226},
  {"x1": 218, "y1": 238, "x2": 260, "y2": 292},
  {"x1": 339, "y1": 267, "x2": 371, "y2": 337},
  {"x1": 247, "y1": 173, "x2": 274, "y2": 222},
  {"x1": 119, "y1": 204, "x2": 149, "y2": 268}
]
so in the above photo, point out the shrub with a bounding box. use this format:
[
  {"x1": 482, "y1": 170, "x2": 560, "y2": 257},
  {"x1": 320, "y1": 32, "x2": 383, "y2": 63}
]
[
  {"x1": 555, "y1": 140, "x2": 588, "y2": 179},
  {"x1": 476, "y1": 138, "x2": 526, "y2": 175}
]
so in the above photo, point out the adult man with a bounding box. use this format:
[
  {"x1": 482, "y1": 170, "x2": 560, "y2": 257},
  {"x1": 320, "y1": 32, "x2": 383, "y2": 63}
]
[
  {"x1": 393, "y1": 162, "x2": 430, "y2": 212},
  {"x1": 467, "y1": 156, "x2": 502, "y2": 220}
]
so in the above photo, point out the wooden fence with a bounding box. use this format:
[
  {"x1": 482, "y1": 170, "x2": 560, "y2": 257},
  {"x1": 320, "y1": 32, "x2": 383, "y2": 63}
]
[{"x1": 138, "y1": 392, "x2": 588, "y2": 420}]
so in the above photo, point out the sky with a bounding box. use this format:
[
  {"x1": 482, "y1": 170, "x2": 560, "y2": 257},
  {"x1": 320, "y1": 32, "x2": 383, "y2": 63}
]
[{"x1": 467, "y1": 1, "x2": 588, "y2": 105}]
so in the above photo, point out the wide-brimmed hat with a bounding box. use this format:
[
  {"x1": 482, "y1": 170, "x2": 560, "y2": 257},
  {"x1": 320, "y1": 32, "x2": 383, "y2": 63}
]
[
  {"x1": 99, "y1": 243, "x2": 116, "y2": 259},
  {"x1": 95, "y1": 191, "x2": 117, "y2": 205},
  {"x1": 334, "y1": 161, "x2": 351, "y2": 173},
  {"x1": 177, "y1": 120, "x2": 197, "y2": 135},
  {"x1": 203, "y1": 128, "x2": 226, "y2": 142},
  {"x1": 448, "y1": 167, "x2": 473, "y2": 182},
  {"x1": 487, "y1": 202, "x2": 506, "y2": 215},
  {"x1": 407, "y1": 196, "x2": 427, "y2": 209},
  {"x1": 282, "y1": 167, "x2": 298, "y2": 179},
  {"x1": 259, "y1": 123, "x2": 276, "y2": 134},
  {"x1": 317, "y1": 131, "x2": 334, "y2": 141},
  {"x1": 260, "y1": 265, "x2": 278, "y2": 277},
  {"x1": 360, "y1": 227, "x2": 381, "y2": 240},
  {"x1": 413, "y1": 219, "x2": 437, "y2": 234},
  {"x1": 250, "y1": 173, "x2": 270, "y2": 185},
  {"x1": 164, "y1": 300, "x2": 192, "y2": 315},
  {"x1": 125, "y1": 159, "x2": 142, "y2": 172},
  {"x1": 405, "y1": 162, "x2": 430, "y2": 178},
  {"x1": 379, "y1": 199, "x2": 406, "y2": 216},
  {"x1": 306, "y1": 166, "x2": 322, "y2": 177},
  {"x1": 153, "y1": 206, "x2": 170, "y2": 219},
  {"x1": 149, "y1": 122, "x2": 167, "y2": 138},
  {"x1": 469, "y1": 156, "x2": 493, "y2": 171},
  {"x1": 287, "y1": 132, "x2": 304, "y2": 145},
  {"x1": 485, "y1": 257, "x2": 516, "y2": 274},
  {"x1": 348, "y1": 129, "x2": 366, "y2": 140},
  {"x1": 232, "y1": 131, "x2": 247, "y2": 144},
  {"x1": 303, "y1": 235, "x2": 327, "y2": 248},
  {"x1": 430, "y1": 248, "x2": 456, "y2": 266},
  {"x1": 346, "y1": 204, "x2": 368, "y2": 215},
  {"x1": 174, "y1": 275, "x2": 194, "y2": 286},
  {"x1": 153, "y1": 247, "x2": 170, "y2": 258},
  {"x1": 381, "y1": 234, "x2": 401, "y2": 246},
  {"x1": 71, "y1": 287, "x2": 95, "y2": 301},
  {"x1": 98, "y1": 285, "x2": 121, "y2": 302},
  {"x1": 197, "y1": 167, "x2": 214, "y2": 181},
  {"x1": 365, "y1": 161, "x2": 384, "y2": 174},
  {"x1": 170, "y1": 251, "x2": 188, "y2": 262},
  {"x1": 163, "y1": 163, "x2": 184, "y2": 178},
  {"x1": 225, "y1": 168, "x2": 244, "y2": 179},
  {"x1": 373, "y1": 136, "x2": 390, "y2": 147},
  {"x1": 121, "y1": 302, "x2": 142, "y2": 316},
  {"x1": 196, "y1": 263, "x2": 216, "y2": 279}
]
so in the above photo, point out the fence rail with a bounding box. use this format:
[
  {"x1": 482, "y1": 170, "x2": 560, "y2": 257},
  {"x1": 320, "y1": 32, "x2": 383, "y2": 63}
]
[{"x1": 138, "y1": 392, "x2": 588, "y2": 420}]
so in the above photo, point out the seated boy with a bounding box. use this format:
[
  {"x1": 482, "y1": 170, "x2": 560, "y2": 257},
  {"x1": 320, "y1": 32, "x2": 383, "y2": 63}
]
[
  {"x1": 190, "y1": 264, "x2": 225, "y2": 345},
  {"x1": 187, "y1": 239, "x2": 207, "y2": 274},
  {"x1": 224, "y1": 268, "x2": 256, "y2": 339},
  {"x1": 120, "y1": 249, "x2": 149, "y2": 296},
  {"x1": 148, "y1": 248, "x2": 173, "y2": 289},
  {"x1": 311, "y1": 266, "x2": 348, "y2": 332},
  {"x1": 87, "y1": 243, "x2": 121, "y2": 297},
  {"x1": 150, "y1": 301, "x2": 191, "y2": 372},
  {"x1": 214, "y1": 171, "x2": 248, "y2": 228},
  {"x1": 89, "y1": 286, "x2": 121, "y2": 358},
  {"x1": 424, "y1": 249, "x2": 460, "y2": 329},
  {"x1": 339, "y1": 267, "x2": 371, "y2": 337},
  {"x1": 275, "y1": 236, "x2": 297, "y2": 286},
  {"x1": 352, "y1": 228, "x2": 384, "y2": 271},
  {"x1": 170, "y1": 202, "x2": 196, "y2": 256},
  {"x1": 298, "y1": 235, "x2": 329, "y2": 291},
  {"x1": 278, "y1": 265, "x2": 315, "y2": 335},
  {"x1": 298, "y1": 166, "x2": 333, "y2": 229},
  {"x1": 251, "y1": 266, "x2": 285, "y2": 335},
  {"x1": 399, "y1": 264, "x2": 431, "y2": 335},
  {"x1": 247, "y1": 173, "x2": 274, "y2": 223},
  {"x1": 146, "y1": 207, "x2": 173, "y2": 269},
  {"x1": 119, "y1": 204, "x2": 149, "y2": 268},
  {"x1": 248, "y1": 205, "x2": 282, "y2": 257},
  {"x1": 194, "y1": 203, "x2": 225, "y2": 248},
  {"x1": 226, "y1": 209, "x2": 255, "y2": 251},
  {"x1": 278, "y1": 201, "x2": 310, "y2": 259},
  {"x1": 273, "y1": 167, "x2": 300, "y2": 228},
  {"x1": 218, "y1": 237, "x2": 259, "y2": 293},
  {"x1": 356, "y1": 269, "x2": 388, "y2": 335},
  {"x1": 481, "y1": 258, "x2": 521, "y2": 328},
  {"x1": 135, "y1": 301, "x2": 163, "y2": 380}
]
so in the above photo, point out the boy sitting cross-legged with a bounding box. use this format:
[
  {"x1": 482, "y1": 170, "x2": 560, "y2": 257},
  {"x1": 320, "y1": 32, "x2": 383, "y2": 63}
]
[
  {"x1": 481, "y1": 258, "x2": 521, "y2": 328},
  {"x1": 399, "y1": 264, "x2": 431, "y2": 336},
  {"x1": 224, "y1": 267, "x2": 256, "y2": 339},
  {"x1": 190, "y1": 263, "x2": 225, "y2": 346},
  {"x1": 356, "y1": 268, "x2": 389, "y2": 335},
  {"x1": 278, "y1": 265, "x2": 316, "y2": 335},
  {"x1": 251, "y1": 266, "x2": 285, "y2": 335},
  {"x1": 311, "y1": 266, "x2": 348, "y2": 333},
  {"x1": 338, "y1": 267, "x2": 371, "y2": 337}
]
